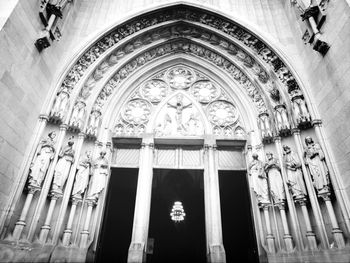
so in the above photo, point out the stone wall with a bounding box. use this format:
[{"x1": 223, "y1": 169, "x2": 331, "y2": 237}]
[
  {"x1": 282, "y1": 0, "x2": 350, "y2": 200},
  {"x1": 0, "y1": 0, "x2": 81, "y2": 222}
]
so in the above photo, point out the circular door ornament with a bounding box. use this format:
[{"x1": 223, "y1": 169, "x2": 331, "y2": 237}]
[
  {"x1": 141, "y1": 79, "x2": 168, "y2": 103},
  {"x1": 122, "y1": 99, "x2": 152, "y2": 124},
  {"x1": 207, "y1": 101, "x2": 238, "y2": 126},
  {"x1": 167, "y1": 66, "x2": 195, "y2": 90},
  {"x1": 191, "y1": 81, "x2": 220, "y2": 103}
]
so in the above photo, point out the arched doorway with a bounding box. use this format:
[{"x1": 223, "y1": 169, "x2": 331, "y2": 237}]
[{"x1": 1, "y1": 3, "x2": 350, "y2": 263}]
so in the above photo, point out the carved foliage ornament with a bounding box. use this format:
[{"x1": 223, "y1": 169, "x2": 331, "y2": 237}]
[
  {"x1": 56, "y1": 6, "x2": 301, "y2": 101},
  {"x1": 94, "y1": 41, "x2": 267, "y2": 123}
]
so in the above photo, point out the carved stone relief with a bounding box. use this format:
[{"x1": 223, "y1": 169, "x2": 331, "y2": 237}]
[
  {"x1": 51, "y1": 6, "x2": 308, "y2": 134},
  {"x1": 112, "y1": 65, "x2": 245, "y2": 138}
]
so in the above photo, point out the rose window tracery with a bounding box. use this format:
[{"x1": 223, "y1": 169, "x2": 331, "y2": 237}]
[
  {"x1": 207, "y1": 101, "x2": 238, "y2": 126},
  {"x1": 140, "y1": 80, "x2": 168, "y2": 103},
  {"x1": 122, "y1": 99, "x2": 152, "y2": 124},
  {"x1": 191, "y1": 81, "x2": 220, "y2": 103},
  {"x1": 167, "y1": 67, "x2": 195, "y2": 90}
]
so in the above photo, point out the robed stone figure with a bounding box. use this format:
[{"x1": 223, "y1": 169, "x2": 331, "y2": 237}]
[
  {"x1": 283, "y1": 145, "x2": 307, "y2": 199},
  {"x1": 52, "y1": 139, "x2": 75, "y2": 194},
  {"x1": 87, "y1": 151, "x2": 109, "y2": 201},
  {"x1": 265, "y1": 152, "x2": 285, "y2": 204},
  {"x1": 29, "y1": 131, "x2": 56, "y2": 188},
  {"x1": 304, "y1": 136, "x2": 330, "y2": 194},
  {"x1": 248, "y1": 153, "x2": 270, "y2": 205},
  {"x1": 71, "y1": 151, "x2": 92, "y2": 198}
]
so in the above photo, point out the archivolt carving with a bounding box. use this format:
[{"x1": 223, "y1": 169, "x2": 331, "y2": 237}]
[
  {"x1": 92, "y1": 41, "x2": 267, "y2": 138},
  {"x1": 51, "y1": 5, "x2": 307, "y2": 127}
]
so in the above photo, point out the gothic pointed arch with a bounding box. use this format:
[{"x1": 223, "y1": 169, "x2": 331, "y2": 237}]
[{"x1": 2, "y1": 3, "x2": 350, "y2": 263}]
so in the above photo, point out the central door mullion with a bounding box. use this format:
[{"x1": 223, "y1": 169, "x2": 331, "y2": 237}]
[
  {"x1": 204, "y1": 142, "x2": 226, "y2": 263},
  {"x1": 128, "y1": 139, "x2": 154, "y2": 263}
]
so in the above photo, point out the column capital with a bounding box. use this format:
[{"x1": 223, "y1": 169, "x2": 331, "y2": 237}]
[
  {"x1": 276, "y1": 202, "x2": 286, "y2": 210},
  {"x1": 295, "y1": 197, "x2": 308, "y2": 206},
  {"x1": 50, "y1": 190, "x2": 63, "y2": 200},
  {"x1": 273, "y1": 136, "x2": 282, "y2": 143},
  {"x1": 27, "y1": 185, "x2": 41, "y2": 195},
  {"x1": 312, "y1": 119, "x2": 322, "y2": 127},
  {"x1": 204, "y1": 144, "x2": 217, "y2": 151},
  {"x1": 291, "y1": 128, "x2": 301, "y2": 135},
  {"x1": 71, "y1": 196, "x2": 83, "y2": 205},
  {"x1": 39, "y1": 114, "x2": 49, "y2": 121},
  {"x1": 86, "y1": 198, "x2": 97, "y2": 207},
  {"x1": 59, "y1": 124, "x2": 69, "y2": 131},
  {"x1": 78, "y1": 132, "x2": 86, "y2": 139},
  {"x1": 319, "y1": 192, "x2": 331, "y2": 202},
  {"x1": 94, "y1": 140, "x2": 102, "y2": 147},
  {"x1": 141, "y1": 142, "x2": 154, "y2": 149},
  {"x1": 260, "y1": 203, "x2": 271, "y2": 210}
]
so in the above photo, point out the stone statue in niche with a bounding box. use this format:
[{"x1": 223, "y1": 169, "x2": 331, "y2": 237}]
[
  {"x1": 86, "y1": 108, "x2": 102, "y2": 137},
  {"x1": 87, "y1": 150, "x2": 109, "y2": 201},
  {"x1": 283, "y1": 145, "x2": 307, "y2": 199},
  {"x1": 258, "y1": 113, "x2": 273, "y2": 141},
  {"x1": 52, "y1": 138, "x2": 75, "y2": 194},
  {"x1": 274, "y1": 105, "x2": 290, "y2": 135},
  {"x1": 69, "y1": 100, "x2": 86, "y2": 130},
  {"x1": 303, "y1": 136, "x2": 330, "y2": 194},
  {"x1": 265, "y1": 152, "x2": 286, "y2": 204},
  {"x1": 71, "y1": 151, "x2": 92, "y2": 198},
  {"x1": 291, "y1": 90, "x2": 311, "y2": 127},
  {"x1": 28, "y1": 131, "x2": 56, "y2": 188},
  {"x1": 248, "y1": 153, "x2": 270, "y2": 205},
  {"x1": 51, "y1": 88, "x2": 70, "y2": 121}
]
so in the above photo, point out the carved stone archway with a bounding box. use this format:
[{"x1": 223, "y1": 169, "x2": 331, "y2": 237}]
[{"x1": 1, "y1": 3, "x2": 350, "y2": 263}]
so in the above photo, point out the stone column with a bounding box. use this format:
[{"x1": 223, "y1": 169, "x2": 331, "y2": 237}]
[
  {"x1": 262, "y1": 205, "x2": 276, "y2": 253},
  {"x1": 10, "y1": 116, "x2": 49, "y2": 240},
  {"x1": 313, "y1": 120, "x2": 350, "y2": 234},
  {"x1": 51, "y1": 132, "x2": 86, "y2": 243},
  {"x1": 128, "y1": 141, "x2": 154, "y2": 263},
  {"x1": 295, "y1": 198, "x2": 317, "y2": 250},
  {"x1": 38, "y1": 192, "x2": 61, "y2": 243},
  {"x1": 203, "y1": 143, "x2": 226, "y2": 263},
  {"x1": 276, "y1": 203, "x2": 293, "y2": 252},
  {"x1": 319, "y1": 193, "x2": 345, "y2": 248},
  {"x1": 79, "y1": 199, "x2": 96, "y2": 248},
  {"x1": 274, "y1": 137, "x2": 303, "y2": 250},
  {"x1": 292, "y1": 129, "x2": 329, "y2": 248},
  {"x1": 73, "y1": 140, "x2": 101, "y2": 245},
  {"x1": 27, "y1": 124, "x2": 68, "y2": 241},
  {"x1": 12, "y1": 186, "x2": 41, "y2": 240},
  {"x1": 62, "y1": 197, "x2": 81, "y2": 246}
]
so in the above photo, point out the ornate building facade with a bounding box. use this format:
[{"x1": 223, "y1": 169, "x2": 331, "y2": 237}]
[{"x1": 0, "y1": 0, "x2": 350, "y2": 262}]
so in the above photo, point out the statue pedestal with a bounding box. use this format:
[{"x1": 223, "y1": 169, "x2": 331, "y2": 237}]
[
  {"x1": 127, "y1": 242, "x2": 146, "y2": 263},
  {"x1": 208, "y1": 244, "x2": 226, "y2": 263}
]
